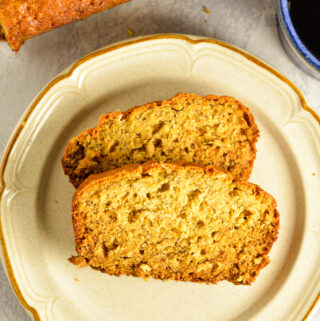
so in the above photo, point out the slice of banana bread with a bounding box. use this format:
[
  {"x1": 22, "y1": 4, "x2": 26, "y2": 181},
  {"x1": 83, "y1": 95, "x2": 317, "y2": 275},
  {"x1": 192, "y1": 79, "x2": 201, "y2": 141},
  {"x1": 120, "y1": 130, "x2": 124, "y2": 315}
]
[
  {"x1": 62, "y1": 93, "x2": 259, "y2": 188},
  {"x1": 69, "y1": 161, "x2": 279, "y2": 285}
]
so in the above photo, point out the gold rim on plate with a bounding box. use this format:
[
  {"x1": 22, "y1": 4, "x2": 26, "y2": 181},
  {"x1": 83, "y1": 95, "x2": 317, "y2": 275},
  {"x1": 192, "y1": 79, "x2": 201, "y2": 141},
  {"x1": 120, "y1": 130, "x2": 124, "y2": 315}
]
[{"x1": 0, "y1": 34, "x2": 319, "y2": 321}]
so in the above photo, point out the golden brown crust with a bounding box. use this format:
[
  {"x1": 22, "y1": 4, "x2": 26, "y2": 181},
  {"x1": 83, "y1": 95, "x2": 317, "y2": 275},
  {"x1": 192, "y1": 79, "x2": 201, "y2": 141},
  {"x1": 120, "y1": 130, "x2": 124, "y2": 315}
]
[
  {"x1": 0, "y1": 24, "x2": 5, "y2": 40},
  {"x1": 62, "y1": 93, "x2": 260, "y2": 188},
  {"x1": 0, "y1": 0, "x2": 130, "y2": 52},
  {"x1": 71, "y1": 161, "x2": 279, "y2": 285},
  {"x1": 75, "y1": 160, "x2": 277, "y2": 214}
]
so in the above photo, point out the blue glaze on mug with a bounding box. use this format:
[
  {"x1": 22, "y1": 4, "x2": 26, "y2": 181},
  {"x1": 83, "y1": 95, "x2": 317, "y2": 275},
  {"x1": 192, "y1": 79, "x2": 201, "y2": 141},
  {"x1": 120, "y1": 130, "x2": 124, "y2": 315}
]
[{"x1": 276, "y1": 0, "x2": 320, "y2": 78}]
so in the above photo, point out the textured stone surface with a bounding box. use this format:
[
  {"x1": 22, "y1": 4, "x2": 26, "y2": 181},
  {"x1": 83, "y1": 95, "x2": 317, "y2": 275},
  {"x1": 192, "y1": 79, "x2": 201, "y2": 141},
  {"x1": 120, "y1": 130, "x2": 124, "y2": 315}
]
[{"x1": 0, "y1": 0, "x2": 319, "y2": 320}]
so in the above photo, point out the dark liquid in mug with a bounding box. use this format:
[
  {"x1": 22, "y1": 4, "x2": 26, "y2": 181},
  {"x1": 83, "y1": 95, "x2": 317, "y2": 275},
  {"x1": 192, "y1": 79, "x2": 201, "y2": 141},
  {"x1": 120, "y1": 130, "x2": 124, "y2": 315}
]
[{"x1": 289, "y1": 0, "x2": 320, "y2": 60}]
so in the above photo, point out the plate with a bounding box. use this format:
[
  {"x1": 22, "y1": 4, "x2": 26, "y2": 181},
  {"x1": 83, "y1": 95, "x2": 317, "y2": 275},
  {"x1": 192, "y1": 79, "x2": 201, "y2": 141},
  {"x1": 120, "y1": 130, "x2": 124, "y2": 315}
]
[{"x1": 1, "y1": 34, "x2": 320, "y2": 321}]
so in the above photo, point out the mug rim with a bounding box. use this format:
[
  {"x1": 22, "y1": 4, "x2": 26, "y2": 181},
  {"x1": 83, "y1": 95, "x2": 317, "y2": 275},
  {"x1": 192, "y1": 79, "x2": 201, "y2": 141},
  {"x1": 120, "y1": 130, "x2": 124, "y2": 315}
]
[{"x1": 278, "y1": 0, "x2": 320, "y2": 71}]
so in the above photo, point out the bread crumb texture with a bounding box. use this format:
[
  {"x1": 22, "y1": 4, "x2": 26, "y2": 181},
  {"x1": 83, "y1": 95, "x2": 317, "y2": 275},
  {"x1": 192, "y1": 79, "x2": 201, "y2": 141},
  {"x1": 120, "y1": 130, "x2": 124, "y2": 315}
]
[
  {"x1": 127, "y1": 28, "x2": 134, "y2": 37},
  {"x1": 70, "y1": 161, "x2": 279, "y2": 285},
  {"x1": 203, "y1": 6, "x2": 211, "y2": 14},
  {"x1": 62, "y1": 93, "x2": 259, "y2": 187}
]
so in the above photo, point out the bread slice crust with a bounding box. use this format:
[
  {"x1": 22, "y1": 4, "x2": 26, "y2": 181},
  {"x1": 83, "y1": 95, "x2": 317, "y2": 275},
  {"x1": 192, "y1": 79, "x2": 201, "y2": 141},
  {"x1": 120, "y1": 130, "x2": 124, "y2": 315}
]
[
  {"x1": 0, "y1": 0, "x2": 130, "y2": 52},
  {"x1": 70, "y1": 161, "x2": 279, "y2": 285},
  {"x1": 62, "y1": 93, "x2": 260, "y2": 188}
]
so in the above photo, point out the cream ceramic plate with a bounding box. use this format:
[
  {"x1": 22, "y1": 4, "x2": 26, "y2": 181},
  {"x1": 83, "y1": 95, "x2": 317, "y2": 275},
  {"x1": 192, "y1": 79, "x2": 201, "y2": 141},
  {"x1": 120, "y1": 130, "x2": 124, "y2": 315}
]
[{"x1": 1, "y1": 35, "x2": 320, "y2": 321}]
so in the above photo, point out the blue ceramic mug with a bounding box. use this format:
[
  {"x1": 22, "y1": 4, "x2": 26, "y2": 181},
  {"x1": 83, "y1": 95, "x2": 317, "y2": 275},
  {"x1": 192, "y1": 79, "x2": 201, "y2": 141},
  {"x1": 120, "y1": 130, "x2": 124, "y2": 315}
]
[{"x1": 276, "y1": 0, "x2": 320, "y2": 79}]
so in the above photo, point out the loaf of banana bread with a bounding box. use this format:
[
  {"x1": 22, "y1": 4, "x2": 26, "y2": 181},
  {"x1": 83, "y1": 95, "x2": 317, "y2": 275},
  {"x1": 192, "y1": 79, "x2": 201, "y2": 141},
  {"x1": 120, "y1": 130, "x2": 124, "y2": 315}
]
[{"x1": 0, "y1": 0, "x2": 130, "y2": 52}]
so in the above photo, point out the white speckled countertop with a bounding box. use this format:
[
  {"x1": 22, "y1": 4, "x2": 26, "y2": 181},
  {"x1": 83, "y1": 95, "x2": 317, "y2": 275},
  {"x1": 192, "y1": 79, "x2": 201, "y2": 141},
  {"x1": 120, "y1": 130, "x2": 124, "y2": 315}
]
[{"x1": 0, "y1": 0, "x2": 319, "y2": 320}]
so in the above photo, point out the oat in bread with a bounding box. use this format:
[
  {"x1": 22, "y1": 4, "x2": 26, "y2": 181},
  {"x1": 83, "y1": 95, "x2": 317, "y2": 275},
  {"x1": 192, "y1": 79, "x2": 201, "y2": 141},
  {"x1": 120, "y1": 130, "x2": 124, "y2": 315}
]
[
  {"x1": 62, "y1": 93, "x2": 260, "y2": 188},
  {"x1": 0, "y1": 0, "x2": 130, "y2": 52},
  {"x1": 69, "y1": 161, "x2": 279, "y2": 285}
]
